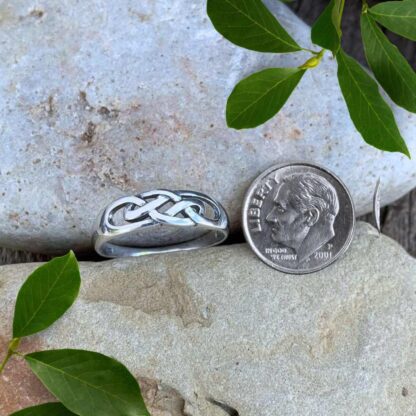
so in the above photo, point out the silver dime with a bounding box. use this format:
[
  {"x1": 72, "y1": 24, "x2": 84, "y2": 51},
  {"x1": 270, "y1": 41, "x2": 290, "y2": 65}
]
[{"x1": 242, "y1": 162, "x2": 355, "y2": 274}]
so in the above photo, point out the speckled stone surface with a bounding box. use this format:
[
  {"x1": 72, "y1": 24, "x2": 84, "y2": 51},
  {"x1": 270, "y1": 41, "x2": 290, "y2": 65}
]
[
  {"x1": 1, "y1": 222, "x2": 416, "y2": 416},
  {"x1": 1, "y1": 0, "x2": 416, "y2": 254}
]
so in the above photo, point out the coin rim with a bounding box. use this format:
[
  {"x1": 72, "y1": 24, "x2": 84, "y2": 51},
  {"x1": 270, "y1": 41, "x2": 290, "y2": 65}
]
[{"x1": 242, "y1": 161, "x2": 356, "y2": 274}]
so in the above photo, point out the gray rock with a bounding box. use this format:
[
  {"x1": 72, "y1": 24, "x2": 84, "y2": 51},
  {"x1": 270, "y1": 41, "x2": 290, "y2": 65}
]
[
  {"x1": 1, "y1": 222, "x2": 416, "y2": 415},
  {"x1": 1, "y1": 1, "x2": 416, "y2": 254}
]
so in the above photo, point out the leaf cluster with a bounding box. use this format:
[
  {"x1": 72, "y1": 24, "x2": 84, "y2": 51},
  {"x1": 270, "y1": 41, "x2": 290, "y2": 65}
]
[
  {"x1": 1, "y1": 252, "x2": 150, "y2": 416},
  {"x1": 207, "y1": 0, "x2": 416, "y2": 157}
]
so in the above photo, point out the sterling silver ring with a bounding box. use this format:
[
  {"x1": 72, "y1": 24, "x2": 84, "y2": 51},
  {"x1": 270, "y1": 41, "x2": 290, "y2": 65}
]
[{"x1": 93, "y1": 189, "x2": 229, "y2": 258}]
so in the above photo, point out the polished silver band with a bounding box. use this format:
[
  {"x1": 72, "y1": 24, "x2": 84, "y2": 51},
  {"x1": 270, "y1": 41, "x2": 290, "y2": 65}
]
[{"x1": 93, "y1": 189, "x2": 229, "y2": 258}]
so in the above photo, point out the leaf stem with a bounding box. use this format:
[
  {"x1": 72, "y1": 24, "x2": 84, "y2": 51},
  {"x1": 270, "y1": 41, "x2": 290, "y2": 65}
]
[
  {"x1": 362, "y1": 0, "x2": 369, "y2": 13},
  {"x1": 301, "y1": 47, "x2": 322, "y2": 55},
  {"x1": 339, "y1": 0, "x2": 346, "y2": 22},
  {"x1": 0, "y1": 338, "x2": 20, "y2": 374},
  {"x1": 299, "y1": 49, "x2": 325, "y2": 69}
]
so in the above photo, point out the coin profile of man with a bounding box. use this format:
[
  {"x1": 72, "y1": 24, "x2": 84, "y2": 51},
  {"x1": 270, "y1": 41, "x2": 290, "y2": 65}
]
[{"x1": 265, "y1": 172, "x2": 340, "y2": 263}]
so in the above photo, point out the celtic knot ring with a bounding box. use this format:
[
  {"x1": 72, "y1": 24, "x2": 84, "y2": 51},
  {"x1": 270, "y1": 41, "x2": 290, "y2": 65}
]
[{"x1": 93, "y1": 189, "x2": 229, "y2": 258}]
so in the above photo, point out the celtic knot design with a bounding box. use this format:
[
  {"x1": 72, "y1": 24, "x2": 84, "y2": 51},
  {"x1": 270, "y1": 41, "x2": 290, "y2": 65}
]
[
  {"x1": 102, "y1": 189, "x2": 225, "y2": 232},
  {"x1": 94, "y1": 188, "x2": 229, "y2": 258}
]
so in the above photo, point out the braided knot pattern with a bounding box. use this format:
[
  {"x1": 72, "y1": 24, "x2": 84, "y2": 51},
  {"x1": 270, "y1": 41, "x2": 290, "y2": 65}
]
[{"x1": 103, "y1": 190, "x2": 223, "y2": 232}]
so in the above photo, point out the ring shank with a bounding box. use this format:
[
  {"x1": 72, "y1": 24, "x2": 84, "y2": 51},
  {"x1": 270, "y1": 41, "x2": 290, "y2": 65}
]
[{"x1": 93, "y1": 228, "x2": 228, "y2": 258}]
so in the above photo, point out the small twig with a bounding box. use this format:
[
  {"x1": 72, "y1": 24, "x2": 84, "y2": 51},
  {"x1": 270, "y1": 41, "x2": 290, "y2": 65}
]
[
  {"x1": 301, "y1": 47, "x2": 322, "y2": 55},
  {"x1": 299, "y1": 49, "x2": 325, "y2": 69},
  {"x1": 0, "y1": 338, "x2": 20, "y2": 374},
  {"x1": 362, "y1": 0, "x2": 369, "y2": 13}
]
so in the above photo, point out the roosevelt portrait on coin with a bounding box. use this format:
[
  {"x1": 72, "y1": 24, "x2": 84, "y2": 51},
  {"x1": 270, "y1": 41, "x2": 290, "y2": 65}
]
[{"x1": 265, "y1": 172, "x2": 340, "y2": 263}]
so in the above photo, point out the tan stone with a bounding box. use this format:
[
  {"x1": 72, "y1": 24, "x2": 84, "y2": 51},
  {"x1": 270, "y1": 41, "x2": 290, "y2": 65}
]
[{"x1": 1, "y1": 222, "x2": 416, "y2": 415}]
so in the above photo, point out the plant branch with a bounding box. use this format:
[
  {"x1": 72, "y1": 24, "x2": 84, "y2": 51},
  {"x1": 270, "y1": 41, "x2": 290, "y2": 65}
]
[
  {"x1": 301, "y1": 47, "x2": 322, "y2": 55},
  {"x1": 339, "y1": 0, "x2": 346, "y2": 22},
  {"x1": 362, "y1": 0, "x2": 369, "y2": 13},
  {"x1": 0, "y1": 338, "x2": 20, "y2": 374},
  {"x1": 299, "y1": 49, "x2": 325, "y2": 69}
]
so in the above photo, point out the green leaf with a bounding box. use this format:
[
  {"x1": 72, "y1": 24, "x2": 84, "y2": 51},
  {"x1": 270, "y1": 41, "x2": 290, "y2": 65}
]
[
  {"x1": 207, "y1": 0, "x2": 301, "y2": 53},
  {"x1": 10, "y1": 402, "x2": 77, "y2": 416},
  {"x1": 13, "y1": 251, "x2": 81, "y2": 338},
  {"x1": 311, "y1": 0, "x2": 345, "y2": 53},
  {"x1": 369, "y1": 0, "x2": 416, "y2": 41},
  {"x1": 361, "y1": 13, "x2": 416, "y2": 113},
  {"x1": 226, "y1": 67, "x2": 305, "y2": 129},
  {"x1": 25, "y1": 349, "x2": 150, "y2": 416},
  {"x1": 336, "y1": 49, "x2": 410, "y2": 157}
]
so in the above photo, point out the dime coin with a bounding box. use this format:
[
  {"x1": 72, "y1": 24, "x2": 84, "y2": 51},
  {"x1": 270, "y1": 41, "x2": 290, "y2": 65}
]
[{"x1": 242, "y1": 162, "x2": 355, "y2": 274}]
